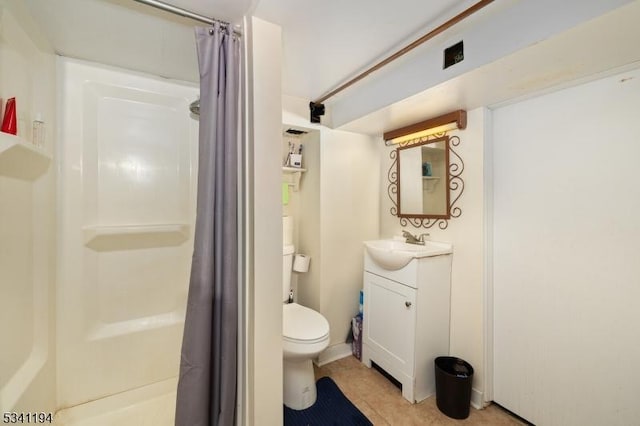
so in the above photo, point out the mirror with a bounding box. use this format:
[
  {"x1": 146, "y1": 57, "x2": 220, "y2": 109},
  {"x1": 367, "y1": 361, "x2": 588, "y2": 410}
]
[{"x1": 397, "y1": 136, "x2": 450, "y2": 218}]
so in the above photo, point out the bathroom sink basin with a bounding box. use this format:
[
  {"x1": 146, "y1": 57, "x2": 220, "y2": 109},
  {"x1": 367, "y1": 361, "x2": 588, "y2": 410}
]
[{"x1": 363, "y1": 239, "x2": 452, "y2": 270}]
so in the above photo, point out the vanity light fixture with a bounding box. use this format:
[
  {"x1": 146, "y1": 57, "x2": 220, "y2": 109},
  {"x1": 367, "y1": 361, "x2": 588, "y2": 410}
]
[{"x1": 383, "y1": 110, "x2": 467, "y2": 146}]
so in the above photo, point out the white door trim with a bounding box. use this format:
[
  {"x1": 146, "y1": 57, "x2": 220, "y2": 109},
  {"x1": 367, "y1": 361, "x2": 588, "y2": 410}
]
[{"x1": 481, "y1": 107, "x2": 494, "y2": 405}]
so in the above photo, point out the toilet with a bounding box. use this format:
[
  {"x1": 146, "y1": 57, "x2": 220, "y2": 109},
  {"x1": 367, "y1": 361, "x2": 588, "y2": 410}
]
[{"x1": 282, "y1": 243, "x2": 330, "y2": 410}]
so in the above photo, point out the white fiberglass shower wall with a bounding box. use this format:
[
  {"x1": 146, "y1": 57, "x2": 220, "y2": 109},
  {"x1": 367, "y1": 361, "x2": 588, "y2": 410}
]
[{"x1": 57, "y1": 58, "x2": 198, "y2": 408}]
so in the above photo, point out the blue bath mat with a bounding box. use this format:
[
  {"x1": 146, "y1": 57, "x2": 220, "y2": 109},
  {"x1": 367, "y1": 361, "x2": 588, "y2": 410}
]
[{"x1": 284, "y1": 377, "x2": 373, "y2": 426}]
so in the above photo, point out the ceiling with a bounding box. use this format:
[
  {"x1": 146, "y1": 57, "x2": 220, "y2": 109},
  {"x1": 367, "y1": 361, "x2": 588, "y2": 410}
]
[
  {"x1": 23, "y1": 0, "x2": 477, "y2": 98},
  {"x1": 20, "y1": 0, "x2": 640, "y2": 133},
  {"x1": 155, "y1": 0, "x2": 255, "y2": 21},
  {"x1": 253, "y1": 0, "x2": 478, "y2": 101},
  {"x1": 23, "y1": 0, "x2": 254, "y2": 83},
  {"x1": 340, "y1": 0, "x2": 640, "y2": 135}
]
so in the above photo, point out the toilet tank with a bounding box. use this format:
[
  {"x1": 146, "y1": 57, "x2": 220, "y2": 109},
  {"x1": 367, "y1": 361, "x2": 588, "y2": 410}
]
[{"x1": 283, "y1": 244, "x2": 295, "y2": 302}]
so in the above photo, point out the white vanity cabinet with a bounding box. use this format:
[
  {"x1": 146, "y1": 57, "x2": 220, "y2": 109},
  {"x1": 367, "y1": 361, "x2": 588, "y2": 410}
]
[{"x1": 362, "y1": 248, "x2": 452, "y2": 403}]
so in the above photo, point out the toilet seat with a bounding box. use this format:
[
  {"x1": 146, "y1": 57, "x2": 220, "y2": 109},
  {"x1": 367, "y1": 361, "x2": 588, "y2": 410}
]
[{"x1": 283, "y1": 303, "x2": 329, "y2": 344}]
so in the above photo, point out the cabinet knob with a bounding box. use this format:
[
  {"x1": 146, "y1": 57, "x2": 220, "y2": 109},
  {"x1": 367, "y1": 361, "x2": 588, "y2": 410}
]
[{"x1": 405, "y1": 301, "x2": 412, "y2": 308}]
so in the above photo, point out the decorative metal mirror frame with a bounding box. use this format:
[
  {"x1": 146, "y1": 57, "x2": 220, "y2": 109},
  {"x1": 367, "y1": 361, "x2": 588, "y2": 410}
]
[{"x1": 388, "y1": 132, "x2": 464, "y2": 230}]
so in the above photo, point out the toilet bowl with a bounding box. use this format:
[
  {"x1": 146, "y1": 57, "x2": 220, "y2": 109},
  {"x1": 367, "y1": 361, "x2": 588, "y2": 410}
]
[
  {"x1": 283, "y1": 303, "x2": 330, "y2": 410},
  {"x1": 282, "y1": 241, "x2": 330, "y2": 410}
]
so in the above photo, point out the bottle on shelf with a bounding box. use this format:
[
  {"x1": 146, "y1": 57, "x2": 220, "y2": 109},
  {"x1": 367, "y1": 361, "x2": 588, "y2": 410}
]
[{"x1": 1, "y1": 98, "x2": 17, "y2": 135}]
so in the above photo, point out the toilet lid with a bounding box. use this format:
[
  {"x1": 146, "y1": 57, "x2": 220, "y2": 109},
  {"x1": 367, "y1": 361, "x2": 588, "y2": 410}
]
[{"x1": 283, "y1": 303, "x2": 330, "y2": 342}]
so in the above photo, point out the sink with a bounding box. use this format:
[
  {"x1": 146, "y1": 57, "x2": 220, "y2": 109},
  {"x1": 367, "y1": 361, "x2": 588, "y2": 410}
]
[{"x1": 363, "y1": 238, "x2": 452, "y2": 270}]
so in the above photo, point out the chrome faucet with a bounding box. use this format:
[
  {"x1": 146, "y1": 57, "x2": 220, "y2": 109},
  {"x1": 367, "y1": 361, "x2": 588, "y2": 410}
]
[{"x1": 402, "y1": 230, "x2": 430, "y2": 245}]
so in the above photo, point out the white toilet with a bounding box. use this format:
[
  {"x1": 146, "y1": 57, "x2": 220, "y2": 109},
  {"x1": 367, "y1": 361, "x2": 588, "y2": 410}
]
[{"x1": 282, "y1": 243, "x2": 330, "y2": 410}]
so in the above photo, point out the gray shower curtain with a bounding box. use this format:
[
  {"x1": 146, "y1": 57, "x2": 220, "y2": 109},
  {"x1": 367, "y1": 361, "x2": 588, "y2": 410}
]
[{"x1": 175, "y1": 23, "x2": 240, "y2": 426}]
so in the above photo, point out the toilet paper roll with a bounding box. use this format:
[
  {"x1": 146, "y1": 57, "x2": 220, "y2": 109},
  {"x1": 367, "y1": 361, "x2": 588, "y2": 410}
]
[{"x1": 293, "y1": 254, "x2": 310, "y2": 273}]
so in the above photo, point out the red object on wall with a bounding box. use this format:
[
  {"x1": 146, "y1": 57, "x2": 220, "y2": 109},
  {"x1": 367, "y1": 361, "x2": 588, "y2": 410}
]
[{"x1": 1, "y1": 97, "x2": 17, "y2": 135}]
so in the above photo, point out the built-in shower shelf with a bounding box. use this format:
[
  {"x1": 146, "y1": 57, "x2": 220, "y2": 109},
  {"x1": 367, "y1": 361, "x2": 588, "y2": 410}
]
[
  {"x1": 83, "y1": 223, "x2": 190, "y2": 251},
  {"x1": 0, "y1": 132, "x2": 51, "y2": 180},
  {"x1": 282, "y1": 166, "x2": 306, "y2": 191}
]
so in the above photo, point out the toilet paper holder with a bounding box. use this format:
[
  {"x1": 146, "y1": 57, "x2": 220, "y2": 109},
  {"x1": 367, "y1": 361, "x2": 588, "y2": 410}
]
[{"x1": 293, "y1": 254, "x2": 310, "y2": 273}]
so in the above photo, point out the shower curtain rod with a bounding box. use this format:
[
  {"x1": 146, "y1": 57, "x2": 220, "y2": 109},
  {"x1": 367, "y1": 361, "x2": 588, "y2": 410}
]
[{"x1": 132, "y1": 0, "x2": 241, "y2": 36}]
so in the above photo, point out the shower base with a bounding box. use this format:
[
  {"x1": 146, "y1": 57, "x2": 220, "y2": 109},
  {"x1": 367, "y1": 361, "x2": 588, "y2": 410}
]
[{"x1": 53, "y1": 378, "x2": 176, "y2": 426}]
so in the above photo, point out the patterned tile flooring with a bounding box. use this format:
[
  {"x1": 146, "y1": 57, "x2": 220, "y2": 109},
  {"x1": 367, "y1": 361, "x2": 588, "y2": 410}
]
[{"x1": 314, "y1": 356, "x2": 526, "y2": 426}]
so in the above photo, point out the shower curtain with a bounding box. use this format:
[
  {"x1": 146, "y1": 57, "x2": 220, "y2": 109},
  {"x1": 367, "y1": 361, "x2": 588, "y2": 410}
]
[{"x1": 175, "y1": 23, "x2": 240, "y2": 426}]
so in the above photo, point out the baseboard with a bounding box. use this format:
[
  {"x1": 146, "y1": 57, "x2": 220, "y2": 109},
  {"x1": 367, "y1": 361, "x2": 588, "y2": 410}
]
[
  {"x1": 471, "y1": 387, "x2": 484, "y2": 410},
  {"x1": 315, "y1": 342, "x2": 352, "y2": 367}
]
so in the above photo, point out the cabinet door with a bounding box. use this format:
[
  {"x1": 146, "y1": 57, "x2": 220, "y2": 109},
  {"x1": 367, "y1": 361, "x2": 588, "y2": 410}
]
[{"x1": 364, "y1": 272, "x2": 417, "y2": 376}]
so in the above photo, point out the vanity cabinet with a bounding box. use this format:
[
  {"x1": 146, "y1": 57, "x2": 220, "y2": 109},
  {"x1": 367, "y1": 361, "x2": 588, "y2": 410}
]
[{"x1": 362, "y1": 250, "x2": 452, "y2": 403}]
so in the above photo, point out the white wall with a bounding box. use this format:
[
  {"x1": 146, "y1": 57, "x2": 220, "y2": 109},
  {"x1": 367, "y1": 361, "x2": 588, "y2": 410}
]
[
  {"x1": 379, "y1": 107, "x2": 489, "y2": 407},
  {"x1": 492, "y1": 66, "x2": 640, "y2": 425},
  {"x1": 0, "y1": 0, "x2": 56, "y2": 413},
  {"x1": 283, "y1": 95, "x2": 380, "y2": 356},
  {"x1": 319, "y1": 128, "x2": 380, "y2": 349},
  {"x1": 245, "y1": 16, "x2": 283, "y2": 426}
]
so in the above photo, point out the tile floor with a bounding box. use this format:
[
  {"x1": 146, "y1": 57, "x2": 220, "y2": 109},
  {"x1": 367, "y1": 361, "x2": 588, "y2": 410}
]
[{"x1": 314, "y1": 356, "x2": 525, "y2": 426}]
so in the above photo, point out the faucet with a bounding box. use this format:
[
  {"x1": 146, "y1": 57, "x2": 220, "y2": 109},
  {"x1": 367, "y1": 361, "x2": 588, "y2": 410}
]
[{"x1": 402, "y1": 230, "x2": 430, "y2": 245}]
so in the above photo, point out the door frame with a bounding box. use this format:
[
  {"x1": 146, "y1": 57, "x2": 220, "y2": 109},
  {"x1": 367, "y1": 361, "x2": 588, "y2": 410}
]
[{"x1": 482, "y1": 109, "x2": 494, "y2": 405}]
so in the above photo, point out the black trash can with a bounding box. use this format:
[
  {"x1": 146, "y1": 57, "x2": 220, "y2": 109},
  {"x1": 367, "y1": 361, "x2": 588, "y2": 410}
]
[{"x1": 434, "y1": 356, "x2": 474, "y2": 419}]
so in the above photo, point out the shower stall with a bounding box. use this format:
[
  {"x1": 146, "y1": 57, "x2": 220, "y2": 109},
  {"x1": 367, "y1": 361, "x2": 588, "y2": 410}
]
[
  {"x1": 0, "y1": 0, "x2": 247, "y2": 423},
  {"x1": 56, "y1": 58, "x2": 199, "y2": 413},
  {"x1": 0, "y1": 0, "x2": 284, "y2": 420}
]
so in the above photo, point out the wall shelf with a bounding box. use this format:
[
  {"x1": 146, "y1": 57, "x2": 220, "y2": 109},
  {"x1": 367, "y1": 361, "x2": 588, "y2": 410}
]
[
  {"x1": 83, "y1": 223, "x2": 190, "y2": 251},
  {"x1": 282, "y1": 166, "x2": 306, "y2": 191},
  {"x1": 0, "y1": 132, "x2": 51, "y2": 180}
]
